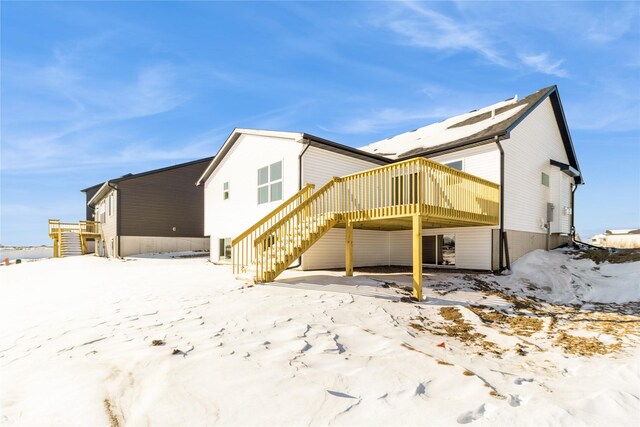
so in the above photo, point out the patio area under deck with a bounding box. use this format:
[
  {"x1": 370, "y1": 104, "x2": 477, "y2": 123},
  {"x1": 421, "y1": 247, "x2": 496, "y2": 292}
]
[{"x1": 341, "y1": 210, "x2": 496, "y2": 302}]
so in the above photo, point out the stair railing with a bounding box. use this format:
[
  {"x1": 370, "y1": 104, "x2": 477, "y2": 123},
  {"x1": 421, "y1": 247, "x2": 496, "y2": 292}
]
[
  {"x1": 231, "y1": 184, "x2": 315, "y2": 274},
  {"x1": 254, "y1": 178, "x2": 341, "y2": 282},
  {"x1": 248, "y1": 157, "x2": 500, "y2": 282}
]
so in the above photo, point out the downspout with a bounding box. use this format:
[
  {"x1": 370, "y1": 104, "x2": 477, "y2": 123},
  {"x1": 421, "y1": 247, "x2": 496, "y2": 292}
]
[
  {"x1": 107, "y1": 182, "x2": 120, "y2": 258},
  {"x1": 298, "y1": 136, "x2": 312, "y2": 190},
  {"x1": 570, "y1": 182, "x2": 578, "y2": 245},
  {"x1": 495, "y1": 136, "x2": 505, "y2": 271},
  {"x1": 288, "y1": 137, "x2": 312, "y2": 270}
]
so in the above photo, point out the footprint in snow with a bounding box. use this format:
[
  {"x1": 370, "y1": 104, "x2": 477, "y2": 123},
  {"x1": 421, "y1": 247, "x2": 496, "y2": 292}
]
[
  {"x1": 456, "y1": 404, "x2": 485, "y2": 424},
  {"x1": 514, "y1": 377, "x2": 534, "y2": 385},
  {"x1": 327, "y1": 390, "x2": 358, "y2": 399},
  {"x1": 508, "y1": 394, "x2": 521, "y2": 407}
]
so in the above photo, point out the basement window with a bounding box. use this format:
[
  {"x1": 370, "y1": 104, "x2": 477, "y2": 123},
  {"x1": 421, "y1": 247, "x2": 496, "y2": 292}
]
[
  {"x1": 257, "y1": 161, "x2": 283, "y2": 204},
  {"x1": 541, "y1": 172, "x2": 550, "y2": 187},
  {"x1": 223, "y1": 181, "x2": 230, "y2": 200}
]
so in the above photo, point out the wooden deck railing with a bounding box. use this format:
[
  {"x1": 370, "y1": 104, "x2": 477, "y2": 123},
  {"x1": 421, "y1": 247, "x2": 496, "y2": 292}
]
[
  {"x1": 231, "y1": 184, "x2": 315, "y2": 273},
  {"x1": 338, "y1": 157, "x2": 500, "y2": 224},
  {"x1": 48, "y1": 219, "x2": 101, "y2": 257},
  {"x1": 243, "y1": 157, "x2": 500, "y2": 282}
]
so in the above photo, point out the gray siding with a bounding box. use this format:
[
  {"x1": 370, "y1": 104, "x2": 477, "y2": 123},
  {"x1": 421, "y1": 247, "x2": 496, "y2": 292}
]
[{"x1": 118, "y1": 160, "x2": 208, "y2": 238}]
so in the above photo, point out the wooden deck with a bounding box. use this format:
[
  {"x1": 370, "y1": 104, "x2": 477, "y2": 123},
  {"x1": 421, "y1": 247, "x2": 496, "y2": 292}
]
[
  {"x1": 232, "y1": 157, "x2": 500, "y2": 299},
  {"x1": 48, "y1": 220, "x2": 101, "y2": 257}
]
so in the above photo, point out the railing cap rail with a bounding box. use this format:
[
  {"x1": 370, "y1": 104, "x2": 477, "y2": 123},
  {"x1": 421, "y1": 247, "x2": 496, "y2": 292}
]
[
  {"x1": 231, "y1": 183, "x2": 315, "y2": 246},
  {"x1": 338, "y1": 157, "x2": 500, "y2": 189},
  {"x1": 254, "y1": 178, "x2": 339, "y2": 246}
]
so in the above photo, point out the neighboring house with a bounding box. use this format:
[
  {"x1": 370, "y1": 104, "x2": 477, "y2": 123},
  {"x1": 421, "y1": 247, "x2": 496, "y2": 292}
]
[
  {"x1": 197, "y1": 86, "x2": 582, "y2": 297},
  {"x1": 84, "y1": 157, "x2": 212, "y2": 257},
  {"x1": 590, "y1": 230, "x2": 640, "y2": 249}
]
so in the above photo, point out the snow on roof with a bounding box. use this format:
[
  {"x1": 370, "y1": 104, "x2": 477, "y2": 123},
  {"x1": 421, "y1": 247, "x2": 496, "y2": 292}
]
[
  {"x1": 605, "y1": 229, "x2": 640, "y2": 235},
  {"x1": 359, "y1": 86, "x2": 553, "y2": 159}
]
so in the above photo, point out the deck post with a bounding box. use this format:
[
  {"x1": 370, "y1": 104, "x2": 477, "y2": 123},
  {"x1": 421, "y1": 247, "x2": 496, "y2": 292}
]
[
  {"x1": 412, "y1": 214, "x2": 423, "y2": 301},
  {"x1": 345, "y1": 220, "x2": 353, "y2": 277}
]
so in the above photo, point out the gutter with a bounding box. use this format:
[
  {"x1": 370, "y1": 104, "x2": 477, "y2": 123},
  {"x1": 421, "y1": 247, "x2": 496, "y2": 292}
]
[{"x1": 495, "y1": 136, "x2": 505, "y2": 271}]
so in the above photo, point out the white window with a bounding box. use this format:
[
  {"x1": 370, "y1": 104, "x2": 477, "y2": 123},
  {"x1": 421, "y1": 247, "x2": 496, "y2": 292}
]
[
  {"x1": 445, "y1": 160, "x2": 463, "y2": 171},
  {"x1": 223, "y1": 181, "x2": 230, "y2": 200},
  {"x1": 109, "y1": 193, "x2": 113, "y2": 216},
  {"x1": 257, "y1": 161, "x2": 283, "y2": 204}
]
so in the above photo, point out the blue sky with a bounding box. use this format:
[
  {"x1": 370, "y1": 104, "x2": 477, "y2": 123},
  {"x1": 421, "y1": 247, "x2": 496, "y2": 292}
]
[{"x1": 1, "y1": 1, "x2": 639, "y2": 245}]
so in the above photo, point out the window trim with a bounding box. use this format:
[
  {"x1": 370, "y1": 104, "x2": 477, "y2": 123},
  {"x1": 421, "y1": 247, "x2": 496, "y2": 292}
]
[
  {"x1": 541, "y1": 172, "x2": 550, "y2": 187},
  {"x1": 257, "y1": 160, "x2": 283, "y2": 205},
  {"x1": 223, "y1": 181, "x2": 230, "y2": 200}
]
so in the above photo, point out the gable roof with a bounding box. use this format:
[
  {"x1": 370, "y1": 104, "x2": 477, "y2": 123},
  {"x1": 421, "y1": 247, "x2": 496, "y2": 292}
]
[
  {"x1": 86, "y1": 156, "x2": 213, "y2": 207},
  {"x1": 359, "y1": 85, "x2": 582, "y2": 184},
  {"x1": 195, "y1": 128, "x2": 390, "y2": 186}
]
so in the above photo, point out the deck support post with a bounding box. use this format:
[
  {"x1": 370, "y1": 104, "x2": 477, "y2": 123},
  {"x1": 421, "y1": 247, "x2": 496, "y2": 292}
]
[
  {"x1": 412, "y1": 214, "x2": 423, "y2": 301},
  {"x1": 345, "y1": 220, "x2": 353, "y2": 277}
]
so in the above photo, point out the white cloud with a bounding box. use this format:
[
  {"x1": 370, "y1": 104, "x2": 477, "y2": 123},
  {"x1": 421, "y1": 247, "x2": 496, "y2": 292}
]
[
  {"x1": 376, "y1": 2, "x2": 576, "y2": 77},
  {"x1": 519, "y1": 53, "x2": 568, "y2": 78},
  {"x1": 382, "y1": 2, "x2": 511, "y2": 67}
]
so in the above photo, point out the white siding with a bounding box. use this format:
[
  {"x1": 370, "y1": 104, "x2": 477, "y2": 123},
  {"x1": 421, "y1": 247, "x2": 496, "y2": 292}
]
[
  {"x1": 302, "y1": 228, "x2": 389, "y2": 270},
  {"x1": 429, "y1": 144, "x2": 500, "y2": 184},
  {"x1": 503, "y1": 98, "x2": 573, "y2": 233},
  {"x1": 302, "y1": 146, "x2": 383, "y2": 187},
  {"x1": 388, "y1": 227, "x2": 493, "y2": 270},
  {"x1": 390, "y1": 230, "x2": 412, "y2": 266},
  {"x1": 204, "y1": 134, "x2": 302, "y2": 260},
  {"x1": 301, "y1": 146, "x2": 388, "y2": 270}
]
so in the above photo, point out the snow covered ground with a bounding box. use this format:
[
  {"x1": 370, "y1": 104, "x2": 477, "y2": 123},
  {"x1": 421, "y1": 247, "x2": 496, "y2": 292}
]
[{"x1": 1, "y1": 250, "x2": 638, "y2": 426}]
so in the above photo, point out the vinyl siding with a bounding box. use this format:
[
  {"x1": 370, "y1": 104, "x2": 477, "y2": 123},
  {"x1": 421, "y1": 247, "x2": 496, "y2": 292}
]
[
  {"x1": 302, "y1": 146, "x2": 383, "y2": 187},
  {"x1": 94, "y1": 189, "x2": 118, "y2": 257},
  {"x1": 429, "y1": 144, "x2": 500, "y2": 184},
  {"x1": 300, "y1": 146, "x2": 391, "y2": 270},
  {"x1": 503, "y1": 98, "x2": 573, "y2": 233},
  {"x1": 204, "y1": 133, "x2": 302, "y2": 260},
  {"x1": 388, "y1": 227, "x2": 493, "y2": 270},
  {"x1": 118, "y1": 160, "x2": 208, "y2": 238},
  {"x1": 302, "y1": 228, "x2": 390, "y2": 270}
]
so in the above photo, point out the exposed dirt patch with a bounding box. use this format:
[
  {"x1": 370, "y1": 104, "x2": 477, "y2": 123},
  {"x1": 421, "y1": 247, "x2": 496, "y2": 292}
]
[
  {"x1": 468, "y1": 306, "x2": 543, "y2": 337},
  {"x1": 103, "y1": 398, "x2": 120, "y2": 427},
  {"x1": 576, "y1": 248, "x2": 640, "y2": 265},
  {"x1": 554, "y1": 333, "x2": 620, "y2": 356},
  {"x1": 438, "y1": 307, "x2": 501, "y2": 356}
]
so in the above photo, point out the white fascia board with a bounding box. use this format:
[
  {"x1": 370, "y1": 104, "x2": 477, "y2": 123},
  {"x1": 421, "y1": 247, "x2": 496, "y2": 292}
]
[
  {"x1": 87, "y1": 182, "x2": 111, "y2": 207},
  {"x1": 196, "y1": 128, "x2": 304, "y2": 186}
]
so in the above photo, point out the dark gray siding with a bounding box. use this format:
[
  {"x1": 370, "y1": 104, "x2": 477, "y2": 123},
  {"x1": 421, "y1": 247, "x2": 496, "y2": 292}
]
[
  {"x1": 83, "y1": 185, "x2": 102, "y2": 220},
  {"x1": 118, "y1": 161, "x2": 208, "y2": 237}
]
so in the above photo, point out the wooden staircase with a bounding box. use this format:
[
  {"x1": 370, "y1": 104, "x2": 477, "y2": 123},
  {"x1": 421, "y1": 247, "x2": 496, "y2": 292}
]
[
  {"x1": 48, "y1": 220, "x2": 101, "y2": 257},
  {"x1": 233, "y1": 157, "x2": 501, "y2": 283},
  {"x1": 60, "y1": 232, "x2": 83, "y2": 257}
]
